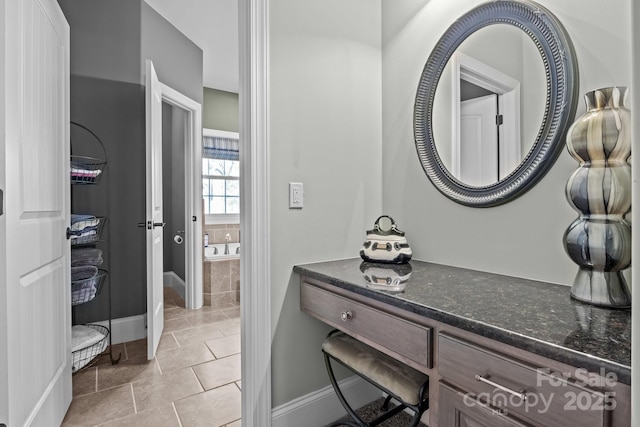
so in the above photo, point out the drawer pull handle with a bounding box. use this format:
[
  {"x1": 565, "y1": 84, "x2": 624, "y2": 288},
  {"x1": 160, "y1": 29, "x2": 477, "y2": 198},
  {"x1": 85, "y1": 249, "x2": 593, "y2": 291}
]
[
  {"x1": 475, "y1": 375, "x2": 528, "y2": 401},
  {"x1": 341, "y1": 311, "x2": 353, "y2": 321}
]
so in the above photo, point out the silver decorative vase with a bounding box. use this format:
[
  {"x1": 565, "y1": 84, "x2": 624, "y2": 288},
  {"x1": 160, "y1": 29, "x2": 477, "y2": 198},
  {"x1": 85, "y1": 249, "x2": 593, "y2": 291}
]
[{"x1": 563, "y1": 87, "x2": 632, "y2": 308}]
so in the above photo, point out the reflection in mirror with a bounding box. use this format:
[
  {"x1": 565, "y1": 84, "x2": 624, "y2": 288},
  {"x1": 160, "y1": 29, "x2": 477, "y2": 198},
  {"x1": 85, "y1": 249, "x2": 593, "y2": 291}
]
[
  {"x1": 413, "y1": 0, "x2": 578, "y2": 207},
  {"x1": 433, "y1": 24, "x2": 546, "y2": 187}
]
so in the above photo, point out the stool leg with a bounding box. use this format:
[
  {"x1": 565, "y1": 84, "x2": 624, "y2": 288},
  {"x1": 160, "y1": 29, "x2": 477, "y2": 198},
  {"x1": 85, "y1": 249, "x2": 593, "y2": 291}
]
[
  {"x1": 324, "y1": 352, "x2": 369, "y2": 427},
  {"x1": 407, "y1": 412, "x2": 423, "y2": 427},
  {"x1": 405, "y1": 379, "x2": 430, "y2": 427},
  {"x1": 381, "y1": 395, "x2": 393, "y2": 411}
]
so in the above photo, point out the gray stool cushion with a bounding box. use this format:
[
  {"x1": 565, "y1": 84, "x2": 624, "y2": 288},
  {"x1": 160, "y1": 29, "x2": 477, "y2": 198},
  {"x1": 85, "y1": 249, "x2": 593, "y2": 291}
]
[{"x1": 322, "y1": 333, "x2": 428, "y2": 406}]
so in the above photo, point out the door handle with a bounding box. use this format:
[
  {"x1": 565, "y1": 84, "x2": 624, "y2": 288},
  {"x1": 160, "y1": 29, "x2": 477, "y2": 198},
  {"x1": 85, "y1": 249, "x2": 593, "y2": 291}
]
[{"x1": 137, "y1": 221, "x2": 165, "y2": 229}]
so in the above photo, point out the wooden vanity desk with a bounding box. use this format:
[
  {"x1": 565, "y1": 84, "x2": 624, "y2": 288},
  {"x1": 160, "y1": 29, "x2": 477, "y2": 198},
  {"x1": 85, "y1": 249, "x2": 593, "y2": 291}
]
[{"x1": 295, "y1": 259, "x2": 631, "y2": 427}]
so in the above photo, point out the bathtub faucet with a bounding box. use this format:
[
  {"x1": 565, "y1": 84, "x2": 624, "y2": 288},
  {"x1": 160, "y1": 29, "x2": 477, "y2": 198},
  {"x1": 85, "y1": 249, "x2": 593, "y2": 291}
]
[{"x1": 224, "y1": 233, "x2": 231, "y2": 255}]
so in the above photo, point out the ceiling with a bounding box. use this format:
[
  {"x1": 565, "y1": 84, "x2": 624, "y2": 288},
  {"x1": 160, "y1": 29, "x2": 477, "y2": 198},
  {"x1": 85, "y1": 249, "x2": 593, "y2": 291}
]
[{"x1": 144, "y1": 0, "x2": 239, "y2": 93}]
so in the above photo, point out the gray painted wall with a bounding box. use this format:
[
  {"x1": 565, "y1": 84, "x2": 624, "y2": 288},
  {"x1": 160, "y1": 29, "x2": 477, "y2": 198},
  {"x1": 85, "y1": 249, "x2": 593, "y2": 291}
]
[
  {"x1": 141, "y1": 2, "x2": 203, "y2": 104},
  {"x1": 58, "y1": 0, "x2": 203, "y2": 104},
  {"x1": 203, "y1": 88, "x2": 239, "y2": 132},
  {"x1": 60, "y1": 0, "x2": 203, "y2": 322},
  {"x1": 58, "y1": 0, "x2": 141, "y2": 85},
  {"x1": 70, "y1": 76, "x2": 146, "y2": 322},
  {"x1": 269, "y1": 0, "x2": 383, "y2": 407},
  {"x1": 162, "y1": 103, "x2": 174, "y2": 274},
  {"x1": 162, "y1": 104, "x2": 187, "y2": 281}
]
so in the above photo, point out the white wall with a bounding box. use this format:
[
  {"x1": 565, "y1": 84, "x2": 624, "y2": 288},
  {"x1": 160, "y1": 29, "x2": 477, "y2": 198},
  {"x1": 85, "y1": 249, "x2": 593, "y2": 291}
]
[
  {"x1": 269, "y1": 0, "x2": 382, "y2": 407},
  {"x1": 381, "y1": 0, "x2": 632, "y2": 285}
]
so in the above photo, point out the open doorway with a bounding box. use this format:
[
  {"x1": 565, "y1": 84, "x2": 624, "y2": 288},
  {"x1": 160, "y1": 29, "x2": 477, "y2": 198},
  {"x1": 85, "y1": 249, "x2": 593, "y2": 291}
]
[
  {"x1": 144, "y1": 61, "x2": 204, "y2": 360},
  {"x1": 158, "y1": 83, "x2": 204, "y2": 314},
  {"x1": 450, "y1": 51, "x2": 522, "y2": 184},
  {"x1": 201, "y1": 128, "x2": 241, "y2": 309},
  {"x1": 161, "y1": 103, "x2": 190, "y2": 306}
]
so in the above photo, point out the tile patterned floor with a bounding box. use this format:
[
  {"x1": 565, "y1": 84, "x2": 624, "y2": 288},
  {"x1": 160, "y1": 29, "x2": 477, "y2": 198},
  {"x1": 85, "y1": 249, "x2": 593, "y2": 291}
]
[{"x1": 63, "y1": 287, "x2": 242, "y2": 427}]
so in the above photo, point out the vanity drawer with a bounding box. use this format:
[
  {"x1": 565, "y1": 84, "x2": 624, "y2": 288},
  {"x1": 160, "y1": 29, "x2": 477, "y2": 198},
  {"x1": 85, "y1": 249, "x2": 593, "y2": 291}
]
[
  {"x1": 438, "y1": 333, "x2": 608, "y2": 427},
  {"x1": 439, "y1": 381, "x2": 534, "y2": 427},
  {"x1": 301, "y1": 282, "x2": 432, "y2": 371}
]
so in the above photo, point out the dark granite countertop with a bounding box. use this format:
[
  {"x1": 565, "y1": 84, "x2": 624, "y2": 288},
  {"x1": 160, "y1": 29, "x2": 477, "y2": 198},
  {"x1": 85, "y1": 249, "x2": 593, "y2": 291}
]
[{"x1": 294, "y1": 258, "x2": 631, "y2": 385}]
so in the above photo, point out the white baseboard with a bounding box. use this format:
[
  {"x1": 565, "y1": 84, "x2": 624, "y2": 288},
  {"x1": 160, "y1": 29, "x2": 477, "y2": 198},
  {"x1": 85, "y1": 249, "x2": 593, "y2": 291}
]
[
  {"x1": 90, "y1": 272, "x2": 184, "y2": 346},
  {"x1": 271, "y1": 376, "x2": 381, "y2": 427},
  {"x1": 92, "y1": 314, "x2": 146, "y2": 345},
  {"x1": 163, "y1": 271, "x2": 186, "y2": 300}
]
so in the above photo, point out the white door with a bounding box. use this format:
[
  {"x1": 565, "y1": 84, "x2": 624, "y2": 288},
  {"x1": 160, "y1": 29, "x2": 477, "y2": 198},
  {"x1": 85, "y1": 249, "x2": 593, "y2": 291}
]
[
  {"x1": 0, "y1": 0, "x2": 71, "y2": 425},
  {"x1": 145, "y1": 60, "x2": 164, "y2": 360},
  {"x1": 459, "y1": 94, "x2": 499, "y2": 186}
]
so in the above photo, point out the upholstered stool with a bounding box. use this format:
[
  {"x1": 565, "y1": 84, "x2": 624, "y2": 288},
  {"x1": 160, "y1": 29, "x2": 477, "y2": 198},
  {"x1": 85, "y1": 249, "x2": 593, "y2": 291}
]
[{"x1": 322, "y1": 330, "x2": 429, "y2": 427}]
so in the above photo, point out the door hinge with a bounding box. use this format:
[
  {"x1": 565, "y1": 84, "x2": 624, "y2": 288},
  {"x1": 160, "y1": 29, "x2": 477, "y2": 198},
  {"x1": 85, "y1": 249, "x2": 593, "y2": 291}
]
[
  {"x1": 0, "y1": 189, "x2": 3, "y2": 215},
  {"x1": 496, "y1": 114, "x2": 504, "y2": 126}
]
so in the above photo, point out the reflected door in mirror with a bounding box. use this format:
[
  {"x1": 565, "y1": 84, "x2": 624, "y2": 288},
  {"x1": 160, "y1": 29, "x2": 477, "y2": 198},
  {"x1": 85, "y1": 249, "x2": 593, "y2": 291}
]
[{"x1": 459, "y1": 93, "x2": 498, "y2": 186}]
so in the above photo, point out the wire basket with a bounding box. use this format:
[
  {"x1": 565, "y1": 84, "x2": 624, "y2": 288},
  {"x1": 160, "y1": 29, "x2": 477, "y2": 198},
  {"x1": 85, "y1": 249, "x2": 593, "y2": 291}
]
[
  {"x1": 71, "y1": 268, "x2": 107, "y2": 305},
  {"x1": 71, "y1": 324, "x2": 109, "y2": 373},
  {"x1": 69, "y1": 216, "x2": 106, "y2": 246},
  {"x1": 70, "y1": 155, "x2": 106, "y2": 184}
]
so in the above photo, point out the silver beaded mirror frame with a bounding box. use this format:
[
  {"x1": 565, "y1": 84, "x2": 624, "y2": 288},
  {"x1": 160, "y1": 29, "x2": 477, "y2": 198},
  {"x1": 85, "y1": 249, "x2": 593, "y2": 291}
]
[{"x1": 413, "y1": 0, "x2": 579, "y2": 207}]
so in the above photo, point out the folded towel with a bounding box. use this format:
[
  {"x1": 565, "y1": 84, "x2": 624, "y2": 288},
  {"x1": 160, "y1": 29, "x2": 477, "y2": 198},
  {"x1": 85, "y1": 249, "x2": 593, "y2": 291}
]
[
  {"x1": 68, "y1": 225, "x2": 99, "y2": 236},
  {"x1": 71, "y1": 324, "x2": 105, "y2": 352},
  {"x1": 71, "y1": 167, "x2": 102, "y2": 178},
  {"x1": 71, "y1": 248, "x2": 103, "y2": 267},
  {"x1": 70, "y1": 215, "x2": 100, "y2": 231},
  {"x1": 71, "y1": 214, "x2": 97, "y2": 225},
  {"x1": 70, "y1": 230, "x2": 97, "y2": 241},
  {"x1": 71, "y1": 265, "x2": 98, "y2": 283},
  {"x1": 71, "y1": 325, "x2": 107, "y2": 371}
]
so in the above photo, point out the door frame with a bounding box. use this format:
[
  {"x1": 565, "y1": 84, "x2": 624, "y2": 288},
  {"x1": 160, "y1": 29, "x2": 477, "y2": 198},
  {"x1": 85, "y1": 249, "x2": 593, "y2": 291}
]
[
  {"x1": 239, "y1": 0, "x2": 272, "y2": 424},
  {"x1": 159, "y1": 83, "x2": 203, "y2": 310},
  {"x1": 450, "y1": 52, "x2": 521, "y2": 180}
]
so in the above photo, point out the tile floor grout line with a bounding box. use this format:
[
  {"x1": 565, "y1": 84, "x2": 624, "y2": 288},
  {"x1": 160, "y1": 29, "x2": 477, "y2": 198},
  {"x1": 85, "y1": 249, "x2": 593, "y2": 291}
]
[
  {"x1": 155, "y1": 356, "x2": 164, "y2": 375},
  {"x1": 130, "y1": 382, "x2": 138, "y2": 414},
  {"x1": 170, "y1": 331, "x2": 180, "y2": 348},
  {"x1": 190, "y1": 366, "x2": 207, "y2": 391},
  {"x1": 68, "y1": 295, "x2": 241, "y2": 425},
  {"x1": 172, "y1": 401, "x2": 184, "y2": 427}
]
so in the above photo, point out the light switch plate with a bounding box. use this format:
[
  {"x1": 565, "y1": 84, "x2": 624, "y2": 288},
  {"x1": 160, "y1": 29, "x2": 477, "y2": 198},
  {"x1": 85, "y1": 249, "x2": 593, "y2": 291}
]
[{"x1": 289, "y1": 182, "x2": 303, "y2": 209}]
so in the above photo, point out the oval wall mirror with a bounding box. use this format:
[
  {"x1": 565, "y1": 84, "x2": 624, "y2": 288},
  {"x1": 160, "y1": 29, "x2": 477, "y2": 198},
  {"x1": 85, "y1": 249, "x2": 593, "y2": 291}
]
[{"x1": 414, "y1": 0, "x2": 579, "y2": 207}]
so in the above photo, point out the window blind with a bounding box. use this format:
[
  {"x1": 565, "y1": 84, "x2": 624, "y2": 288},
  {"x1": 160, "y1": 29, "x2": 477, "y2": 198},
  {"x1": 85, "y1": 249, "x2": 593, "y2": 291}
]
[{"x1": 203, "y1": 135, "x2": 239, "y2": 161}]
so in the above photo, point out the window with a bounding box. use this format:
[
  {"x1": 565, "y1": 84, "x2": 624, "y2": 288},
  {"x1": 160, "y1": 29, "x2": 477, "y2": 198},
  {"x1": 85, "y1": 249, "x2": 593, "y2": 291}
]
[
  {"x1": 203, "y1": 158, "x2": 239, "y2": 214},
  {"x1": 203, "y1": 129, "x2": 240, "y2": 222}
]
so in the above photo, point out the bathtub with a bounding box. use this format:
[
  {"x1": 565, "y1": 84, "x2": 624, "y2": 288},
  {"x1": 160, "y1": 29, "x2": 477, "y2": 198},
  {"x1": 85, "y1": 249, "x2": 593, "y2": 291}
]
[
  {"x1": 204, "y1": 243, "x2": 241, "y2": 307},
  {"x1": 204, "y1": 243, "x2": 240, "y2": 261}
]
